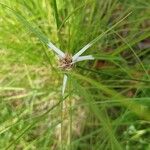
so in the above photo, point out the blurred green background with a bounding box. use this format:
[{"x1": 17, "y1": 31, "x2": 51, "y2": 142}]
[{"x1": 0, "y1": 0, "x2": 150, "y2": 149}]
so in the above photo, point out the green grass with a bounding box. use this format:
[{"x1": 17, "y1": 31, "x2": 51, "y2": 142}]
[{"x1": 0, "y1": 0, "x2": 150, "y2": 149}]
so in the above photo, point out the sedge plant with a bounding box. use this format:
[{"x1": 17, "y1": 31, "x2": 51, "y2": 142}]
[{"x1": 0, "y1": 0, "x2": 150, "y2": 150}]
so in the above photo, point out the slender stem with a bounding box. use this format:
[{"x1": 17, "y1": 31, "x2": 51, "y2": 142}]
[
  {"x1": 60, "y1": 96, "x2": 63, "y2": 150},
  {"x1": 68, "y1": 76, "x2": 72, "y2": 150},
  {"x1": 67, "y1": 76, "x2": 72, "y2": 150}
]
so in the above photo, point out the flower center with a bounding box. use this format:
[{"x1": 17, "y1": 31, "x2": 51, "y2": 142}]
[{"x1": 59, "y1": 53, "x2": 74, "y2": 70}]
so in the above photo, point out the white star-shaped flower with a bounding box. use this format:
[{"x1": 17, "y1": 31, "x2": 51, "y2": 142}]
[{"x1": 47, "y1": 42, "x2": 94, "y2": 96}]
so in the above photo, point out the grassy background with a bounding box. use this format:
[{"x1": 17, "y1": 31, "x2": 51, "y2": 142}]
[{"x1": 0, "y1": 0, "x2": 150, "y2": 149}]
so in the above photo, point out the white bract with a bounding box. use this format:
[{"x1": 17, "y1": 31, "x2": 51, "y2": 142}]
[{"x1": 47, "y1": 42, "x2": 94, "y2": 96}]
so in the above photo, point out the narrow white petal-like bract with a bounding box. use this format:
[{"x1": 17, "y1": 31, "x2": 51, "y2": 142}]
[
  {"x1": 62, "y1": 74, "x2": 68, "y2": 96},
  {"x1": 74, "y1": 55, "x2": 94, "y2": 63},
  {"x1": 72, "y1": 43, "x2": 92, "y2": 61},
  {"x1": 48, "y1": 42, "x2": 65, "y2": 58}
]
